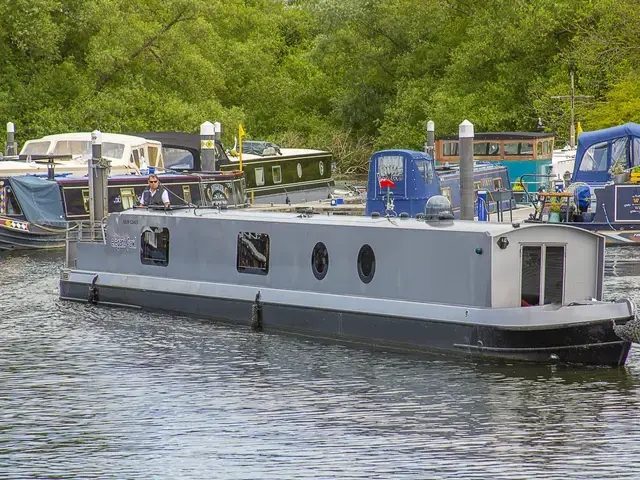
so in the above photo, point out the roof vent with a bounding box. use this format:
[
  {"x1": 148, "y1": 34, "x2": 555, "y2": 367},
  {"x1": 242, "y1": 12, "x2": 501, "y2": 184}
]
[{"x1": 424, "y1": 195, "x2": 454, "y2": 222}]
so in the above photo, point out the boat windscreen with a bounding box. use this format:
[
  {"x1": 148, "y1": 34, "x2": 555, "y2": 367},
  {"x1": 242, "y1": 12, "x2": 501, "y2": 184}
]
[
  {"x1": 52, "y1": 140, "x2": 91, "y2": 160},
  {"x1": 163, "y1": 147, "x2": 194, "y2": 169},
  {"x1": 20, "y1": 141, "x2": 51, "y2": 156},
  {"x1": 102, "y1": 142, "x2": 126, "y2": 160}
]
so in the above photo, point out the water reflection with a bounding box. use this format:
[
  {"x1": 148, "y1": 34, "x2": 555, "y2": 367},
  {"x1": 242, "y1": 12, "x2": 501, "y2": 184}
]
[{"x1": 2, "y1": 248, "x2": 640, "y2": 478}]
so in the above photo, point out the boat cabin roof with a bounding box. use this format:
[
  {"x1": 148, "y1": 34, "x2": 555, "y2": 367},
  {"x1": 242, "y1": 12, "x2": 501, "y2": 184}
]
[
  {"x1": 120, "y1": 208, "x2": 602, "y2": 240},
  {"x1": 21, "y1": 132, "x2": 159, "y2": 149}
]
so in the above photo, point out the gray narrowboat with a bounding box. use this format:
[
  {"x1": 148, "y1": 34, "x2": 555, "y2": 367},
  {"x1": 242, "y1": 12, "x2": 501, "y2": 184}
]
[{"x1": 59, "y1": 199, "x2": 638, "y2": 366}]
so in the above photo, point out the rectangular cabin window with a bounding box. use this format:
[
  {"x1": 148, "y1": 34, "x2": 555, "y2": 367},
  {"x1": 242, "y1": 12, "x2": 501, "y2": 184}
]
[
  {"x1": 141, "y1": 227, "x2": 170, "y2": 266},
  {"x1": 272, "y1": 165, "x2": 282, "y2": 184},
  {"x1": 441, "y1": 186, "x2": 452, "y2": 202},
  {"x1": 182, "y1": 185, "x2": 192, "y2": 204},
  {"x1": 521, "y1": 246, "x2": 542, "y2": 305},
  {"x1": 82, "y1": 189, "x2": 90, "y2": 213},
  {"x1": 132, "y1": 149, "x2": 140, "y2": 166},
  {"x1": 415, "y1": 160, "x2": 434, "y2": 183},
  {"x1": 443, "y1": 142, "x2": 458, "y2": 156},
  {"x1": 473, "y1": 142, "x2": 499, "y2": 156},
  {"x1": 148, "y1": 146, "x2": 159, "y2": 167},
  {"x1": 377, "y1": 155, "x2": 404, "y2": 182},
  {"x1": 520, "y1": 245, "x2": 565, "y2": 305},
  {"x1": 493, "y1": 178, "x2": 503, "y2": 190},
  {"x1": 237, "y1": 232, "x2": 269, "y2": 275},
  {"x1": 163, "y1": 147, "x2": 194, "y2": 170},
  {"x1": 544, "y1": 246, "x2": 565, "y2": 304},
  {"x1": 504, "y1": 142, "x2": 534, "y2": 156},
  {"x1": 120, "y1": 188, "x2": 136, "y2": 210},
  {"x1": 255, "y1": 167, "x2": 265, "y2": 186}
]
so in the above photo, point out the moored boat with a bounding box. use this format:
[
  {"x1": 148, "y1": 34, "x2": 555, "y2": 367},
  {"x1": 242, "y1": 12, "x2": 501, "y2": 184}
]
[
  {"x1": 365, "y1": 150, "x2": 514, "y2": 218},
  {"x1": 0, "y1": 171, "x2": 246, "y2": 251},
  {"x1": 137, "y1": 131, "x2": 335, "y2": 205},
  {"x1": 525, "y1": 123, "x2": 640, "y2": 246},
  {"x1": 60, "y1": 197, "x2": 639, "y2": 366}
]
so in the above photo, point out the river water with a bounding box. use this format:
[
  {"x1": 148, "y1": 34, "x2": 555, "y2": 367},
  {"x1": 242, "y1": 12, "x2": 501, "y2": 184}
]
[{"x1": 2, "y1": 248, "x2": 640, "y2": 479}]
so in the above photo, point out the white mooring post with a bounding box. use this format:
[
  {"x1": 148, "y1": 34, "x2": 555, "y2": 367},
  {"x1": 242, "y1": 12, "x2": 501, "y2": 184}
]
[
  {"x1": 459, "y1": 120, "x2": 475, "y2": 220},
  {"x1": 200, "y1": 121, "x2": 216, "y2": 172},
  {"x1": 5, "y1": 122, "x2": 17, "y2": 156},
  {"x1": 425, "y1": 120, "x2": 435, "y2": 156},
  {"x1": 89, "y1": 131, "x2": 109, "y2": 238}
]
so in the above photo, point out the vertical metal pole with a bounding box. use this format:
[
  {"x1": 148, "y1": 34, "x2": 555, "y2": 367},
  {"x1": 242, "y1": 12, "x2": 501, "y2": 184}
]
[
  {"x1": 570, "y1": 71, "x2": 575, "y2": 149},
  {"x1": 5, "y1": 122, "x2": 17, "y2": 156},
  {"x1": 90, "y1": 131, "x2": 106, "y2": 237},
  {"x1": 459, "y1": 119, "x2": 475, "y2": 220},
  {"x1": 425, "y1": 120, "x2": 435, "y2": 156},
  {"x1": 200, "y1": 121, "x2": 216, "y2": 172}
]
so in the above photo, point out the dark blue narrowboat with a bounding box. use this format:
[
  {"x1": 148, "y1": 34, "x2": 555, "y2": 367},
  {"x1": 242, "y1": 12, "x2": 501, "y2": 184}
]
[{"x1": 365, "y1": 150, "x2": 513, "y2": 218}]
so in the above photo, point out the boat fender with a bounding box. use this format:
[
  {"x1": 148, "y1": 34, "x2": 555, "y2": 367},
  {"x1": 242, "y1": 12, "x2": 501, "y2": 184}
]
[
  {"x1": 87, "y1": 275, "x2": 99, "y2": 304},
  {"x1": 251, "y1": 291, "x2": 263, "y2": 332},
  {"x1": 613, "y1": 316, "x2": 640, "y2": 344}
]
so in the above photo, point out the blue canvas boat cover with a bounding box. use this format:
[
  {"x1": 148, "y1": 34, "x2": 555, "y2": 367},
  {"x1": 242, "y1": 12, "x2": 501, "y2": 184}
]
[
  {"x1": 8, "y1": 176, "x2": 67, "y2": 228},
  {"x1": 573, "y1": 123, "x2": 640, "y2": 183}
]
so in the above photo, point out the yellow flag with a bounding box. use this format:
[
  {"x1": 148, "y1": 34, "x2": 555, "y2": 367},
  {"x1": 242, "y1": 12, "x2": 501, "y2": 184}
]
[
  {"x1": 576, "y1": 122, "x2": 583, "y2": 138},
  {"x1": 239, "y1": 123, "x2": 246, "y2": 138}
]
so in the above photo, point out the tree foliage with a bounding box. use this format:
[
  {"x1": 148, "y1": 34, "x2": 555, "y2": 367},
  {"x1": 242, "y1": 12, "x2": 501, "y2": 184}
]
[{"x1": 1, "y1": 0, "x2": 639, "y2": 171}]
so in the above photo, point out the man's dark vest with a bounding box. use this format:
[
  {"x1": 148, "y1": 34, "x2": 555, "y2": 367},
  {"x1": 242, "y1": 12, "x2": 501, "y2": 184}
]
[{"x1": 142, "y1": 185, "x2": 166, "y2": 206}]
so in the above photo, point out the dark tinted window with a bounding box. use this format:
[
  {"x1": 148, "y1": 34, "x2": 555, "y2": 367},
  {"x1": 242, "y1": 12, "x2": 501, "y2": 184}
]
[
  {"x1": 357, "y1": 244, "x2": 375, "y2": 284},
  {"x1": 312, "y1": 242, "x2": 329, "y2": 280},
  {"x1": 141, "y1": 227, "x2": 170, "y2": 266},
  {"x1": 237, "y1": 232, "x2": 270, "y2": 275}
]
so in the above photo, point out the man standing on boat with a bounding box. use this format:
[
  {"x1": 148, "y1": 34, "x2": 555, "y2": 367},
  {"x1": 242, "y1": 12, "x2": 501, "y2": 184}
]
[{"x1": 140, "y1": 174, "x2": 170, "y2": 207}]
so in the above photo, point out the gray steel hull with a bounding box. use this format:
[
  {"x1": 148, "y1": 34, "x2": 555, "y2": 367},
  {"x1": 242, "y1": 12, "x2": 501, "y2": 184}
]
[{"x1": 60, "y1": 279, "x2": 632, "y2": 366}]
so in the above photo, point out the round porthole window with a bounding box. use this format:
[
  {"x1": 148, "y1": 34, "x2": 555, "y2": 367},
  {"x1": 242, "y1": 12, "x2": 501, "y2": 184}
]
[
  {"x1": 311, "y1": 242, "x2": 329, "y2": 280},
  {"x1": 357, "y1": 244, "x2": 375, "y2": 284}
]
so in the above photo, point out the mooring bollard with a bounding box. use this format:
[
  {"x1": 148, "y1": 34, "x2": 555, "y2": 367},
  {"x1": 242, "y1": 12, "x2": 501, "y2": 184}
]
[{"x1": 459, "y1": 120, "x2": 474, "y2": 220}]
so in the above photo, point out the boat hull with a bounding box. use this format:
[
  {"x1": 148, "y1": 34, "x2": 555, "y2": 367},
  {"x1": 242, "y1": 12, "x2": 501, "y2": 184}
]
[
  {"x1": 59, "y1": 277, "x2": 632, "y2": 367},
  {"x1": 0, "y1": 218, "x2": 65, "y2": 251}
]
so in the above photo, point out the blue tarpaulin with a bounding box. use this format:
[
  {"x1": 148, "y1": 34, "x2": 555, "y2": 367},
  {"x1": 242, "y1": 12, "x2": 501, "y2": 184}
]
[{"x1": 8, "y1": 176, "x2": 67, "y2": 228}]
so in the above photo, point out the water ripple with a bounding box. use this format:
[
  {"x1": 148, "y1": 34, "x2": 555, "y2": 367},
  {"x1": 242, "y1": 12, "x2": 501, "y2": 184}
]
[{"x1": 2, "y1": 248, "x2": 640, "y2": 478}]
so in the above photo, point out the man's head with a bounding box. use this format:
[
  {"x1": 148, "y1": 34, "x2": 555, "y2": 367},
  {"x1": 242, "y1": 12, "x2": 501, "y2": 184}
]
[{"x1": 148, "y1": 174, "x2": 159, "y2": 191}]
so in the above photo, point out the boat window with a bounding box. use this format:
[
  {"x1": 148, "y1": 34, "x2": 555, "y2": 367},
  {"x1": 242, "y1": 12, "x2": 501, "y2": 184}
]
[
  {"x1": 21, "y1": 141, "x2": 51, "y2": 156},
  {"x1": 473, "y1": 142, "x2": 500, "y2": 156},
  {"x1": 377, "y1": 155, "x2": 404, "y2": 183},
  {"x1": 415, "y1": 160, "x2": 434, "y2": 183},
  {"x1": 255, "y1": 167, "x2": 265, "y2": 186},
  {"x1": 182, "y1": 185, "x2": 192, "y2": 205},
  {"x1": 163, "y1": 147, "x2": 194, "y2": 170},
  {"x1": 132, "y1": 149, "x2": 140, "y2": 166},
  {"x1": 544, "y1": 246, "x2": 565, "y2": 304},
  {"x1": 611, "y1": 137, "x2": 629, "y2": 170},
  {"x1": 357, "y1": 244, "x2": 375, "y2": 284},
  {"x1": 634, "y1": 138, "x2": 640, "y2": 167},
  {"x1": 311, "y1": 242, "x2": 329, "y2": 280},
  {"x1": 319, "y1": 160, "x2": 325, "y2": 176},
  {"x1": 521, "y1": 246, "x2": 542, "y2": 305},
  {"x1": 441, "y1": 186, "x2": 452, "y2": 202},
  {"x1": 237, "y1": 232, "x2": 269, "y2": 275},
  {"x1": 493, "y1": 178, "x2": 503, "y2": 190},
  {"x1": 82, "y1": 189, "x2": 90, "y2": 213},
  {"x1": 141, "y1": 227, "x2": 170, "y2": 266},
  {"x1": 147, "y1": 146, "x2": 160, "y2": 167},
  {"x1": 504, "y1": 142, "x2": 534, "y2": 156},
  {"x1": 443, "y1": 141, "x2": 458, "y2": 156},
  {"x1": 579, "y1": 141, "x2": 608, "y2": 172},
  {"x1": 272, "y1": 165, "x2": 282, "y2": 184},
  {"x1": 52, "y1": 140, "x2": 92, "y2": 159},
  {"x1": 120, "y1": 188, "x2": 136, "y2": 210},
  {"x1": 543, "y1": 140, "x2": 552, "y2": 155},
  {"x1": 473, "y1": 181, "x2": 482, "y2": 191},
  {"x1": 102, "y1": 142, "x2": 125, "y2": 160}
]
